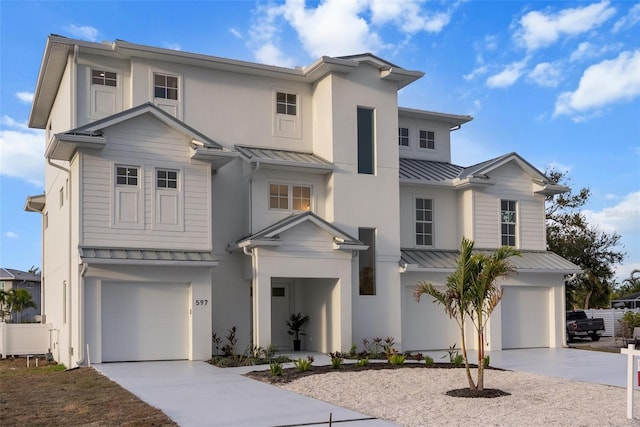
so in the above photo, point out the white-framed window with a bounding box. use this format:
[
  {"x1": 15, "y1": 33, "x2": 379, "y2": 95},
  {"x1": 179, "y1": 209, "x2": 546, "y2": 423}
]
[
  {"x1": 91, "y1": 69, "x2": 117, "y2": 87},
  {"x1": 26, "y1": 282, "x2": 34, "y2": 289},
  {"x1": 0, "y1": 281, "x2": 4, "y2": 290},
  {"x1": 273, "y1": 89, "x2": 301, "y2": 138},
  {"x1": 154, "y1": 73, "x2": 178, "y2": 100},
  {"x1": 269, "y1": 183, "x2": 312, "y2": 211},
  {"x1": 419, "y1": 130, "x2": 435, "y2": 150},
  {"x1": 415, "y1": 198, "x2": 433, "y2": 246},
  {"x1": 154, "y1": 168, "x2": 183, "y2": 231},
  {"x1": 501, "y1": 199, "x2": 517, "y2": 247},
  {"x1": 113, "y1": 164, "x2": 143, "y2": 229},
  {"x1": 357, "y1": 107, "x2": 375, "y2": 175},
  {"x1": 398, "y1": 127, "x2": 409, "y2": 147}
]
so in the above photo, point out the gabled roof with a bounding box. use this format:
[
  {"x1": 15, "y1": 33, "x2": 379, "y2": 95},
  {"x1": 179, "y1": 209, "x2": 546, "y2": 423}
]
[
  {"x1": 611, "y1": 292, "x2": 640, "y2": 302},
  {"x1": 30, "y1": 35, "x2": 425, "y2": 128},
  {"x1": 399, "y1": 152, "x2": 569, "y2": 195},
  {"x1": 236, "y1": 145, "x2": 333, "y2": 174},
  {"x1": 78, "y1": 247, "x2": 218, "y2": 267},
  {"x1": 47, "y1": 103, "x2": 238, "y2": 168},
  {"x1": 24, "y1": 193, "x2": 46, "y2": 213},
  {"x1": 400, "y1": 249, "x2": 581, "y2": 274},
  {"x1": 0, "y1": 268, "x2": 41, "y2": 282},
  {"x1": 229, "y1": 211, "x2": 366, "y2": 252}
]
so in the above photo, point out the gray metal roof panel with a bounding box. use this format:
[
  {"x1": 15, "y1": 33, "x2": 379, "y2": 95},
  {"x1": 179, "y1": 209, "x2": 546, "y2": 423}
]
[
  {"x1": 236, "y1": 145, "x2": 333, "y2": 169},
  {"x1": 401, "y1": 249, "x2": 581, "y2": 273},
  {"x1": 399, "y1": 158, "x2": 464, "y2": 182},
  {"x1": 79, "y1": 247, "x2": 217, "y2": 265}
]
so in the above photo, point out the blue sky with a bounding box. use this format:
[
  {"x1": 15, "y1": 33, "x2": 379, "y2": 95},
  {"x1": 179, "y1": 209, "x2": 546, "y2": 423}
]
[{"x1": 1, "y1": 0, "x2": 639, "y2": 282}]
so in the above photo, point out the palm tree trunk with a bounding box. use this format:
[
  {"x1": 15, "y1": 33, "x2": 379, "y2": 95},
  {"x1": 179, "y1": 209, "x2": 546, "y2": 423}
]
[
  {"x1": 460, "y1": 320, "x2": 476, "y2": 390},
  {"x1": 477, "y1": 328, "x2": 484, "y2": 391}
]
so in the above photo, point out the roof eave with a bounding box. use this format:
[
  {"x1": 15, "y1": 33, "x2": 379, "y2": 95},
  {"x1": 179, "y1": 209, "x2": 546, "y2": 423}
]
[
  {"x1": 190, "y1": 148, "x2": 239, "y2": 170},
  {"x1": 381, "y1": 68, "x2": 425, "y2": 89},
  {"x1": 24, "y1": 194, "x2": 46, "y2": 213}
]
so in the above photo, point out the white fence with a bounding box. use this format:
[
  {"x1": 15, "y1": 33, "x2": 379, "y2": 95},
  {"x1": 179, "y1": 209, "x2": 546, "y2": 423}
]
[
  {"x1": 583, "y1": 308, "x2": 640, "y2": 337},
  {"x1": 0, "y1": 323, "x2": 51, "y2": 358}
]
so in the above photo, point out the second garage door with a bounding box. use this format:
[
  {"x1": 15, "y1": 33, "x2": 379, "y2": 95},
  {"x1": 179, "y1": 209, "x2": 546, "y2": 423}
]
[
  {"x1": 501, "y1": 286, "x2": 549, "y2": 349},
  {"x1": 101, "y1": 282, "x2": 189, "y2": 362}
]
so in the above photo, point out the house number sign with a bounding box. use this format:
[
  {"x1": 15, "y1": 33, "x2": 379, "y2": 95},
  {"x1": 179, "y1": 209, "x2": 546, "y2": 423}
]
[{"x1": 195, "y1": 299, "x2": 208, "y2": 306}]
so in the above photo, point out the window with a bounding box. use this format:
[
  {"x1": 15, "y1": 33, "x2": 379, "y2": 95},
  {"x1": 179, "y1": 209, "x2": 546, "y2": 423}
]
[
  {"x1": 157, "y1": 169, "x2": 178, "y2": 189},
  {"x1": 26, "y1": 282, "x2": 34, "y2": 289},
  {"x1": 415, "y1": 198, "x2": 433, "y2": 246},
  {"x1": 116, "y1": 166, "x2": 139, "y2": 186},
  {"x1": 269, "y1": 183, "x2": 311, "y2": 211},
  {"x1": 501, "y1": 200, "x2": 517, "y2": 246},
  {"x1": 276, "y1": 92, "x2": 297, "y2": 116},
  {"x1": 359, "y1": 228, "x2": 376, "y2": 295},
  {"x1": 398, "y1": 127, "x2": 409, "y2": 147},
  {"x1": 269, "y1": 184, "x2": 289, "y2": 210},
  {"x1": 91, "y1": 69, "x2": 117, "y2": 87},
  {"x1": 59, "y1": 187, "x2": 64, "y2": 208},
  {"x1": 419, "y1": 130, "x2": 435, "y2": 149},
  {"x1": 0, "y1": 281, "x2": 4, "y2": 290},
  {"x1": 357, "y1": 107, "x2": 374, "y2": 175},
  {"x1": 154, "y1": 73, "x2": 178, "y2": 100}
]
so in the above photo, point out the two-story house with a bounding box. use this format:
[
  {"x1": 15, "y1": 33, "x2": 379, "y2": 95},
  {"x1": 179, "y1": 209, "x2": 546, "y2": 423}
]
[
  {"x1": 0, "y1": 268, "x2": 42, "y2": 322},
  {"x1": 25, "y1": 35, "x2": 580, "y2": 367}
]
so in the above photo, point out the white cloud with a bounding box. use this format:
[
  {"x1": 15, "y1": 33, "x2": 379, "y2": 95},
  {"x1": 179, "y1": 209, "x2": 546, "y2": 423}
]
[
  {"x1": 230, "y1": 28, "x2": 243, "y2": 39},
  {"x1": 67, "y1": 25, "x2": 99, "y2": 42},
  {"x1": 0, "y1": 116, "x2": 45, "y2": 187},
  {"x1": 515, "y1": 1, "x2": 616, "y2": 51},
  {"x1": 370, "y1": 0, "x2": 455, "y2": 34},
  {"x1": 616, "y1": 262, "x2": 640, "y2": 283},
  {"x1": 613, "y1": 3, "x2": 640, "y2": 33},
  {"x1": 485, "y1": 58, "x2": 528, "y2": 88},
  {"x1": 16, "y1": 92, "x2": 33, "y2": 103},
  {"x1": 248, "y1": 2, "x2": 296, "y2": 67},
  {"x1": 544, "y1": 161, "x2": 573, "y2": 174},
  {"x1": 583, "y1": 192, "x2": 640, "y2": 235},
  {"x1": 554, "y1": 49, "x2": 640, "y2": 119},
  {"x1": 163, "y1": 43, "x2": 181, "y2": 51},
  {"x1": 569, "y1": 41, "x2": 622, "y2": 62},
  {"x1": 527, "y1": 62, "x2": 562, "y2": 87},
  {"x1": 5, "y1": 231, "x2": 18, "y2": 239}
]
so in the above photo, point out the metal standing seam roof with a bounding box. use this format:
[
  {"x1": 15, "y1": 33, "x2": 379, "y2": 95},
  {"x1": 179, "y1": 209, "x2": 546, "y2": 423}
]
[
  {"x1": 399, "y1": 158, "x2": 465, "y2": 182},
  {"x1": 79, "y1": 247, "x2": 218, "y2": 265},
  {"x1": 401, "y1": 249, "x2": 582, "y2": 273},
  {"x1": 236, "y1": 145, "x2": 333, "y2": 170},
  {"x1": 0, "y1": 268, "x2": 41, "y2": 282}
]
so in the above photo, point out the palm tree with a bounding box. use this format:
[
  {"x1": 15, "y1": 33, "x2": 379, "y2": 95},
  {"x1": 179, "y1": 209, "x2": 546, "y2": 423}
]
[
  {"x1": 0, "y1": 289, "x2": 8, "y2": 322},
  {"x1": 6, "y1": 289, "x2": 37, "y2": 323},
  {"x1": 414, "y1": 238, "x2": 520, "y2": 392}
]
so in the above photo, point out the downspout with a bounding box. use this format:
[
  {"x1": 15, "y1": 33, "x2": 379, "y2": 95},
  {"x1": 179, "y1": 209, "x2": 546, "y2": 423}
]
[
  {"x1": 242, "y1": 246, "x2": 256, "y2": 347},
  {"x1": 75, "y1": 262, "x2": 88, "y2": 367},
  {"x1": 243, "y1": 162, "x2": 260, "y2": 230}
]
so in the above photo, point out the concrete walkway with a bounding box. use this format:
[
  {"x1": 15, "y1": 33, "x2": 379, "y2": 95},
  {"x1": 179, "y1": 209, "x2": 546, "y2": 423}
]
[{"x1": 95, "y1": 348, "x2": 628, "y2": 427}]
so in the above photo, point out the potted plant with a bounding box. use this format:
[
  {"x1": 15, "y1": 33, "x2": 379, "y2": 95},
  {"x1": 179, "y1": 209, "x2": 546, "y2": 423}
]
[{"x1": 286, "y1": 312, "x2": 309, "y2": 351}]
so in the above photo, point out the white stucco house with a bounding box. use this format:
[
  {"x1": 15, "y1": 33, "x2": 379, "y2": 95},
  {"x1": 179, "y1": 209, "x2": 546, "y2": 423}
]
[{"x1": 25, "y1": 35, "x2": 580, "y2": 367}]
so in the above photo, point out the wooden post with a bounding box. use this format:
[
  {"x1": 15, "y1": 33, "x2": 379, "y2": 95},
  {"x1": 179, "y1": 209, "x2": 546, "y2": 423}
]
[{"x1": 621, "y1": 344, "x2": 640, "y2": 420}]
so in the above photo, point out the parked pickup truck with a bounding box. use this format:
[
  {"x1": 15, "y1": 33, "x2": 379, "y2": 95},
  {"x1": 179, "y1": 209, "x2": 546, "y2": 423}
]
[{"x1": 566, "y1": 310, "x2": 605, "y2": 342}]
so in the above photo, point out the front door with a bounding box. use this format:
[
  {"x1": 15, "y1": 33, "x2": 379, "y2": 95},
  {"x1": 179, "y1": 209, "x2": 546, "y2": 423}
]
[{"x1": 271, "y1": 283, "x2": 291, "y2": 349}]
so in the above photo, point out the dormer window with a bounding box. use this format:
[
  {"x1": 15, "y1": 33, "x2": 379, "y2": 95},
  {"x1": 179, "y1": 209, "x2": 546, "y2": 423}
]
[
  {"x1": 154, "y1": 74, "x2": 178, "y2": 100},
  {"x1": 273, "y1": 89, "x2": 301, "y2": 138},
  {"x1": 399, "y1": 127, "x2": 409, "y2": 147},
  {"x1": 276, "y1": 92, "x2": 297, "y2": 115},
  {"x1": 419, "y1": 130, "x2": 435, "y2": 150},
  {"x1": 92, "y1": 70, "x2": 117, "y2": 87}
]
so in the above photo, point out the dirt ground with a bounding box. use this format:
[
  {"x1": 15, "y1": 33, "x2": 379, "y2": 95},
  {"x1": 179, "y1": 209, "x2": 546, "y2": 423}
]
[{"x1": 0, "y1": 357, "x2": 176, "y2": 426}]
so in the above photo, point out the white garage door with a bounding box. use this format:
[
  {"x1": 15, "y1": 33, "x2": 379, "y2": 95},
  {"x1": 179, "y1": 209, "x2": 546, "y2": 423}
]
[
  {"x1": 402, "y1": 286, "x2": 460, "y2": 351},
  {"x1": 102, "y1": 282, "x2": 189, "y2": 362},
  {"x1": 501, "y1": 286, "x2": 549, "y2": 349}
]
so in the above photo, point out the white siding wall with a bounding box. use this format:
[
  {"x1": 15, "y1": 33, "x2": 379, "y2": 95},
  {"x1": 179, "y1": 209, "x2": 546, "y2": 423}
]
[
  {"x1": 80, "y1": 114, "x2": 211, "y2": 249},
  {"x1": 399, "y1": 185, "x2": 459, "y2": 249},
  {"x1": 472, "y1": 162, "x2": 546, "y2": 250},
  {"x1": 397, "y1": 118, "x2": 451, "y2": 163}
]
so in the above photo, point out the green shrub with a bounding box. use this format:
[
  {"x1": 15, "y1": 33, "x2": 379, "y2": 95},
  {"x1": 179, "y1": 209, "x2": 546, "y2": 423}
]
[
  {"x1": 293, "y1": 356, "x2": 314, "y2": 372},
  {"x1": 483, "y1": 355, "x2": 490, "y2": 368},
  {"x1": 388, "y1": 352, "x2": 406, "y2": 366},
  {"x1": 329, "y1": 352, "x2": 343, "y2": 369},
  {"x1": 269, "y1": 361, "x2": 283, "y2": 376},
  {"x1": 356, "y1": 357, "x2": 369, "y2": 367},
  {"x1": 424, "y1": 355, "x2": 434, "y2": 366},
  {"x1": 453, "y1": 354, "x2": 464, "y2": 367}
]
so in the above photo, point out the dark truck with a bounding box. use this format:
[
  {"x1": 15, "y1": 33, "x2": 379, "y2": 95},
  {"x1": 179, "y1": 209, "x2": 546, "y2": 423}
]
[{"x1": 566, "y1": 310, "x2": 605, "y2": 342}]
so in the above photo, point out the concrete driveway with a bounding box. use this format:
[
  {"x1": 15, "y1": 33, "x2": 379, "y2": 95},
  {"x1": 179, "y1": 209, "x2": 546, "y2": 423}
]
[{"x1": 95, "y1": 347, "x2": 628, "y2": 427}]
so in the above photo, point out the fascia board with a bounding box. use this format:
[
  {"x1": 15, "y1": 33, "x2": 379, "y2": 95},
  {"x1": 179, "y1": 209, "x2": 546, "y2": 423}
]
[
  {"x1": 399, "y1": 179, "x2": 456, "y2": 188},
  {"x1": 381, "y1": 68, "x2": 425, "y2": 89},
  {"x1": 452, "y1": 177, "x2": 495, "y2": 189}
]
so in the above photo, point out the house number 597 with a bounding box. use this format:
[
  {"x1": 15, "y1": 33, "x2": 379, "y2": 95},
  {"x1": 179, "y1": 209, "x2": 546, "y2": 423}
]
[{"x1": 195, "y1": 299, "x2": 208, "y2": 306}]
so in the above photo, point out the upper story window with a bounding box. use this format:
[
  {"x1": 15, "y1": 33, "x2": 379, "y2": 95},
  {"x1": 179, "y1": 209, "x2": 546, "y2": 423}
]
[
  {"x1": 269, "y1": 183, "x2": 311, "y2": 211},
  {"x1": 116, "y1": 166, "x2": 139, "y2": 186},
  {"x1": 154, "y1": 73, "x2": 178, "y2": 100},
  {"x1": 398, "y1": 127, "x2": 409, "y2": 147},
  {"x1": 276, "y1": 92, "x2": 297, "y2": 116},
  {"x1": 156, "y1": 169, "x2": 178, "y2": 189},
  {"x1": 92, "y1": 69, "x2": 117, "y2": 87},
  {"x1": 357, "y1": 107, "x2": 375, "y2": 175},
  {"x1": 26, "y1": 282, "x2": 34, "y2": 289},
  {"x1": 358, "y1": 228, "x2": 376, "y2": 295},
  {"x1": 415, "y1": 198, "x2": 433, "y2": 246},
  {"x1": 419, "y1": 130, "x2": 435, "y2": 150},
  {"x1": 501, "y1": 200, "x2": 517, "y2": 246}
]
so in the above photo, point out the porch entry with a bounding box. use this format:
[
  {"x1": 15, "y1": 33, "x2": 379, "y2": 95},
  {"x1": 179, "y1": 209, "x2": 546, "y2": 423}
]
[{"x1": 271, "y1": 283, "x2": 292, "y2": 349}]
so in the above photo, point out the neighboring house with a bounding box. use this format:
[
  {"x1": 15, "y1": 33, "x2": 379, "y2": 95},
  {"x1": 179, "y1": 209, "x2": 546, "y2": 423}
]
[
  {"x1": 611, "y1": 293, "x2": 640, "y2": 309},
  {"x1": 25, "y1": 35, "x2": 580, "y2": 368},
  {"x1": 0, "y1": 268, "x2": 42, "y2": 322}
]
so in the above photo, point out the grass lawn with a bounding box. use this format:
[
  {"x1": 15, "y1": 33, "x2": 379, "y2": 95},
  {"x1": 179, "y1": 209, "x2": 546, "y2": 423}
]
[{"x1": 0, "y1": 357, "x2": 176, "y2": 426}]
